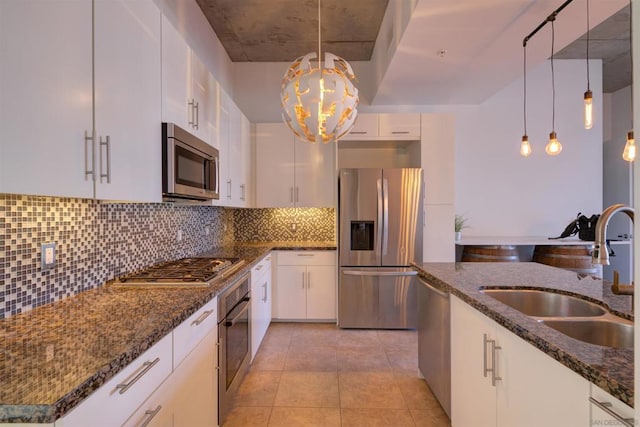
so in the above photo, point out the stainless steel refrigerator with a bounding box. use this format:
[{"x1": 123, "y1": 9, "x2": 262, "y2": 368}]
[{"x1": 338, "y1": 168, "x2": 423, "y2": 329}]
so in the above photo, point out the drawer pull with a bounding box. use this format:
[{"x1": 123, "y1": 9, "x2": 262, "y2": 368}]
[
  {"x1": 391, "y1": 131, "x2": 410, "y2": 134},
  {"x1": 140, "y1": 405, "x2": 162, "y2": 427},
  {"x1": 115, "y1": 357, "x2": 160, "y2": 394},
  {"x1": 350, "y1": 131, "x2": 367, "y2": 134},
  {"x1": 255, "y1": 265, "x2": 263, "y2": 271},
  {"x1": 191, "y1": 309, "x2": 214, "y2": 326},
  {"x1": 589, "y1": 397, "x2": 635, "y2": 427},
  {"x1": 296, "y1": 253, "x2": 315, "y2": 257}
]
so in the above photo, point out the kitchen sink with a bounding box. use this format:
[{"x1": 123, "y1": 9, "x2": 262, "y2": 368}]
[
  {"x1": 540, "y1": 319, "x2": 634, "y2": 348},
  {"x1": 481, "y1": 289, "x2": 607, "y2": 317}
]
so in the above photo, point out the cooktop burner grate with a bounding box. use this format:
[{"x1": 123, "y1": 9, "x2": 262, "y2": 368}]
[{"x1": 115, "y1": 257, "x2": 242, "y2": 285}]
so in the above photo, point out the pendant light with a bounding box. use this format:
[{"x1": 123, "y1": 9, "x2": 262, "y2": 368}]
[
  {"x1": 623, "y1": 0, "x2": 635, "y2": 161},
  {"x1": 584, "y1": 0, "x2": 593, "y2": 129},
  {"x1": 521, "y1": 42, "x2": 531, "y2": 157},
  {"x1": 546, "y1": 18, "x2": 563, "y2": 156},
  {"x1": 281, "y1": 0, "x2": 359, "y2": 144}
]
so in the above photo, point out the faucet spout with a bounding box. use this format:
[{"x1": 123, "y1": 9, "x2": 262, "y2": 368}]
[{"x1": 592, "y1": 204, "x2": 634, "y2": 265}]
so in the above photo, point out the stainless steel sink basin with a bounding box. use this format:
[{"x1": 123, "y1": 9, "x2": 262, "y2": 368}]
[
  {"x1": 481, "y1": 289, "x2": 607, "y2": 317},
  {"x1": 540, "y1": 319, "x2": 634, "y2": 348}
]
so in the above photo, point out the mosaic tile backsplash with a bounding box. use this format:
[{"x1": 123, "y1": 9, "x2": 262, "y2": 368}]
[
  {"x1": 1, "y1": 194, "x2": 234, "y2": 319},
  {"x1": 233, "y1": 208, "x2": 336, "y2": 242}
]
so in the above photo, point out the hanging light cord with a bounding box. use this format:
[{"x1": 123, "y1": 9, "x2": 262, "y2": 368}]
[
  {"x1": 523, "y1": 44, "x2": 528, "y2": 136},
  {"x1": 551, "y1": 19, "x2": 556, "y2": 132},
  {"x1": 630, "y1": 0, "x2": 634, "y2": 126},
  {"x1": 318, "y1": 0, "x2": 322, "y2": 69},
  {"x1": 586, "y1": 0, "x2": 590, "y2": 91}
]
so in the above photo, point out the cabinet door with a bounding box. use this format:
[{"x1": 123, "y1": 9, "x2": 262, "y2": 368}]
[
  {"x1": 496, "y1": 323, "x2": 589, "y2": 427},
  {"x1": 294, "y1": 137, "x2": 336, "y2": 207},
  {"x1": 275, "y1": 265, "x2": 307, "y2": 319},
  {"x1": 94, "y1": 0, "x2": 161, "y2": 202},
  {"x1": 161, "y1": 15, "x2": 191, "y2": 131},
  {"x1": 255, "y1": 123, "x2": 295, "y2": 208},
  {"x1": 305, "y1": 265, "x2": 336, "y2": 319},
  {"x1": 450, "y1": 296, "x2": 497, "y2": 427},
  {"x1": 239, "y1": 113, "x2": 252, "y2": 207},
  {"x1": 189, "y1": 51, "x2": 214, "y2": 144},
  {"x1": 216, "y1": 88, "x2": 231, "y2": 205},
  {"x1": 0, "y1": 0, "x2": 93, "y2": 198},
  {"x1": 590, "y1": 385, "x2": 635, "y2": 427},
  {"x1": 172, "y1": 329, "x2": 218, "y2": 427},
  {"x1": 342, "y1": 113, "x2": 378, "y2": 139},
  {"x1": 251, "y1": 263, "x2": 272, "y2": 360},
  {"x1": 379, "y1": 113, "x2": 421, "y2": 139}
]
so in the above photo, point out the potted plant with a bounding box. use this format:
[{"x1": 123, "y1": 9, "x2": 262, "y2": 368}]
[{"x1": 455, "y1": 214, "x2": 469, "y2": 242}]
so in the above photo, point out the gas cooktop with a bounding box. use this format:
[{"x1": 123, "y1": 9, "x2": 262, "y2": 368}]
[{"x1": 112, "y1": 257, "x2": 245, "y2": 287}]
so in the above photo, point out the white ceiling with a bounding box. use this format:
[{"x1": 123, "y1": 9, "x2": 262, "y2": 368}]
[{"x1": 372, "y1": 0, "x2": 628, "y2": 105}]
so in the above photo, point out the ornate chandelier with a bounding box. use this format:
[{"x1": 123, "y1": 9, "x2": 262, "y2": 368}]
[{"x1": 280, "y1": 0, "x2": 359, "y2": 144}]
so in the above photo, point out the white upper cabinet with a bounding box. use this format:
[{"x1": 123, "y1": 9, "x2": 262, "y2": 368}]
[
  {"x1": 161, "y1": 15, "x2": 217, "y2": 146},
  {"x1": 255, "y1": 123, "x2": 295, "y2": 207},
  {"x1": 93, "y1": 0, "x2": 161, "y2": 202},
  {"x1": 0, "y1": 0, "x2": 162, "y2": 202},
  {"x1": 215, "y1": 87, "x2": 251, "y2": 207},
  {"x1": 379, "y1": 113, "x2": 421, "y2": 139},
  {"x1": 0, "y1": 0, "x2": 93, "y2": 198},
  {"x1": 256, "y1": 122, "x2": 335, "y2": 208},
  {"x1": 341, "y1": 113, "x2": 421, "y2": 141}
]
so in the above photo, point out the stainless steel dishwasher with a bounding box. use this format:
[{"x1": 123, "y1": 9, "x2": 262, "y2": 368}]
[{"x1": 417, "y1": 277, "x2": 451, "y2": 418}]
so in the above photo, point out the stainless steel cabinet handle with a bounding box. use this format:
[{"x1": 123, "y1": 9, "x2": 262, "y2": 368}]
[
  {"x1": 297, "y1": 253, "x2": 315, "y2": 257},
  {"x1": 391, "y1": 131, "x2": 410, "y2": 134},
  {"x1": 194, "y1": 101, "x2": 199, "y2": 129},
  {"x1": 115, "y1": 357, "x2": 160, "y2": 394},
  {"x1": 84, "y1": 130, "x2": 95, "y2": 181},
  {"x1": 227, "y1": 179, "x2": 232, "y2": 199},
  {"x1": 191, "y1": 309, "x2": 214, "y2": 326},
  {"x1": 491, "y1": 341, "x2": 502, "y2": 386},
  {"x1": 307, "y1": 271, "x2": 311, "y2": 288},
  {"x1": 350, "y1": 131, "x2": 367, "y2": 134},
  {"x1": 215, "y1": 339, "x2": 222, "y2": 371},
  {"x1": 302, "y1": 271, "x2": 305, "y2": 288},
  {"x1": 241, "y1": 184, "x2": 246, "y2": 201},
  {"x1": 139, "y1": 405, "x2": 162, "y2": 427},
  {"x1": 188, "y1": 99, "x2": 196, "y2": 127},
  {"x1": 255, "y1": 265, "x2": 263, "y2": 271},
  {"x1": 99, "y1": 135, "x2": 111, "y2": 183},
  {"x1": 483, "y1": 334, "x2": 501, "y2": 386},
  {"x1": 382, "y1": 178, "x2": 389, "y2": 255},
  {"x1": 417, "y1": 278, "x2": 448, "y2": 299},
  {"x1": 589, "y1": 398, "x2": 635, "y2": 427},
  {"x1": 343, "y1": 270, "x2": 417, "y2": 277},
  {"x1": 262, "y1": 282, "x2": 267, "y2": 302}
]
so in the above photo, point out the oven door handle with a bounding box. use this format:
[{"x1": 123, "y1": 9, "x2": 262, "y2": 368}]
[{"x1": 224, "y1": 301, "x2": 250, "y2": 327}]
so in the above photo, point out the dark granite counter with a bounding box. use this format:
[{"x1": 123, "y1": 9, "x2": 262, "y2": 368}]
[
  {"x1": 412, "y1": 262, "x2": 634, "y2": 407},
  {"x1": 0, "y1": 242, "x2": 335, "y2": 423}
]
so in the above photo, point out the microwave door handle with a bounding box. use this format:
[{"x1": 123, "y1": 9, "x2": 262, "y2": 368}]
[{"x1": 214, "y1": 156, "x2": 220, "y2": 195}]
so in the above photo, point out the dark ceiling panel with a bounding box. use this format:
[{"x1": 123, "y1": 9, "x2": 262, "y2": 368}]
[{"x1": 195, "y1": 0, "x2": 389, "y2": 62}]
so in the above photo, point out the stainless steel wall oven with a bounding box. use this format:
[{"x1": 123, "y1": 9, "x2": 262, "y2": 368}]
[{"x1": 217, "y1": 272, "x2": 251, "y2": 425}]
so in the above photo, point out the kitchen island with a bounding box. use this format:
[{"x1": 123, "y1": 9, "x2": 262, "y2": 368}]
[
  {"x1": 0, "y1": 242, "x2": 335, "y2": 424},
  {"x1": 412, "y1": 261, "x2": 634, "y2": 408}
]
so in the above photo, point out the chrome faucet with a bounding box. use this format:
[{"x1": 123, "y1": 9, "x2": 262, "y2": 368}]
[{"x1": 592, "y1": 203, "x2": 634, "y2": 298}]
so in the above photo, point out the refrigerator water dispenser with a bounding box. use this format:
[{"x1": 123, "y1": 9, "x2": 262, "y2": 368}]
[{"x1": 351, "y1": 221, "x2": 374, "y2": 251}]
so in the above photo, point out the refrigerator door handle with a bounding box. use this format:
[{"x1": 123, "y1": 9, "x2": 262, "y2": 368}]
[
  {"x1": 382, "y1": 178, "x2": 389, "y2": 256},
  {"x1": 376, "y1": 178, "x2": 384, "y2": 257},
  {"x1": 342, "y1": 270, "x2": 418, "y2": 277}
]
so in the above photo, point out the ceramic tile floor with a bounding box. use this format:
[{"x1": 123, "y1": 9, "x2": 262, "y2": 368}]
[{"x1": 223, "y1": 323, "x2": 451, "y2": 427}]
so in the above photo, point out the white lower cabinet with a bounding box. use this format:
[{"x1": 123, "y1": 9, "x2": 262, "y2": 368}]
[
  {"x1": 251, "y1": 254, "x2": 272, "y2": 361},
  {"x1": 273, "y1": 251, "x2": 336, "y2": 321},
  {"x1": 56, "y1": 297, "x2": 218, "y2": 427},
  {"x1": 590, "y1": 384, "x2": 635, "y2": 426},
  {"x1": 450, "y1": 295, "x2": 590, "y2": 427}
]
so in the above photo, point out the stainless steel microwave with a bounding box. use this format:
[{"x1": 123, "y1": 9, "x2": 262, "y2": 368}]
[{"x1": 162, "y1": 123, "x2": 219, "y2": 200}]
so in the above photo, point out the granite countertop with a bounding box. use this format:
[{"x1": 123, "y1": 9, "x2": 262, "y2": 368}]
[
  {"x1": 412, "y1": 262, "x2": 634, "y2": 407},
  {"x1": 0, "y1": 242, "x2": 335, "y2": 424}
]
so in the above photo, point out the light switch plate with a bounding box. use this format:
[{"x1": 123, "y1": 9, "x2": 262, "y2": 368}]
[{"x1": 41, "y1": 242, "x2": 56, "y2": 271}]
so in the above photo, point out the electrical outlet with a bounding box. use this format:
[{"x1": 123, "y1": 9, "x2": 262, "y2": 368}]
[
  {"x1": 41, "y1": 242, "x2": 56, "y2": 271},
  {"x1": 45, "y1": 344, "x2": 55, "y2": 362},
  {"x1": 177, "y1": 229, "x2": 183, "y2": 242},
  {"x1": 290, "y1": 222, "x2": 297, "y2": 232}
]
